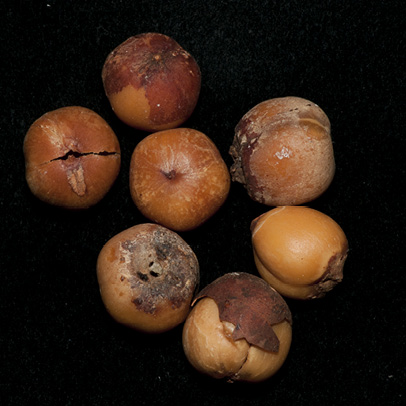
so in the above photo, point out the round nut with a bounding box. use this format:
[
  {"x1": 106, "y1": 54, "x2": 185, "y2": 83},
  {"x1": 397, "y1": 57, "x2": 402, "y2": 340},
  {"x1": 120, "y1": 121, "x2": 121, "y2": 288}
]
[
  {"x1": 182, "y1": 272, "x2": 292, "y2": 382},
  {"x1": 129, "y1": 128, "x2": 230, "y2": 231},
  {"x1": 102, "y1": 32, "x2": 201, "y2": 131},
  {"x1": 23, "y1": 106, "x2": 121, "y2": 209},
  {"x1": 229, "y1": 96, "x2": 335, "y2": 206},
  {"x1": 97, "y1": 223, "x2": 200, "y2": 333},
  {"x1": 251, "y1": 206, "x2": 349, "y2": 299}
]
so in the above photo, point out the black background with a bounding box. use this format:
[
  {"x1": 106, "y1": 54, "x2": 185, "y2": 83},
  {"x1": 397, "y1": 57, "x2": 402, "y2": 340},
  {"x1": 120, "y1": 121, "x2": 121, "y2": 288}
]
[{"x1": 1, "y1": 1, "x2": 405, "y2": 405}]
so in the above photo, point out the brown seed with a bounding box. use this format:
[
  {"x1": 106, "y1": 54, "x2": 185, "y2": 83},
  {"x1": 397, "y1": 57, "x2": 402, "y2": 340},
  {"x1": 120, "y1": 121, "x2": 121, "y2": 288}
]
[
  {"x1": 97, "y1": 223, "x2": 200, "y2": 333},
  {"x1": 102, "y1": 32, "x2": 201, "y2": 132},
  {"x1": 229, "y1": 96, "x2": 335, "y2": 206},
  {"x1": 182, "y1": 272, "x2": 292, "y2": 382},
  {"x1": 129, "y1": 128, "x2": 230, "y2": 231},
  {"x1": 23, "y1": 106, "x2": 121, "y2": 209},
  {"x1": 251, "y1": 206, "x2": 349, "y2": 299}
]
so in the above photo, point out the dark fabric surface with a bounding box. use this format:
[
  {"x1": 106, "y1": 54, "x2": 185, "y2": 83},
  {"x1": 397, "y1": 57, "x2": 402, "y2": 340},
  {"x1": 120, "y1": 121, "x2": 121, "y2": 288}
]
[{"x1": 1, "y1": 1, "x2": 405, "y2": 405}]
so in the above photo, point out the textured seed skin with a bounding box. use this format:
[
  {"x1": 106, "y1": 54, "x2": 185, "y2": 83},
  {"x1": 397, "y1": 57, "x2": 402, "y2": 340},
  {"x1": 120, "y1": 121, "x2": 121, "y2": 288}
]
[
  {"x1": 194, "y1": 272, "x2": 292, "y2": 351},
  {"x1": 182, "y1": 273, "x2": 293, "y2": 382},
  {"x1": 97, "y1": 223, "x2": 200, "y2": 333},
  {"x1": 230, "y1": 96, "x2": 335, "y2": 206},
  {"x1": 23, "y1": 106, "x2": 121, "y2": 209},
  {"x1": 102, "y1": 33, "x2": 201, "y2": 131}
]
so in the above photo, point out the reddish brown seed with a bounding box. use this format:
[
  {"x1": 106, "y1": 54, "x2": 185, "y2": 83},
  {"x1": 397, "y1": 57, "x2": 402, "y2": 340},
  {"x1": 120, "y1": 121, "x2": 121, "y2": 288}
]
[
  {"x1": 193, "y1": 272, "x2": 292, "y2": 351},
  {"x1": 182, "y1": 272, "x2": 292, "y2": 382},
  {"x1": 129, "y1": 128, "x2": 230, "y2": 231},
  {"x1": 102, "y1": 32, "x2": 201, "y2": 132},
  {"x1": 23, "y1": 106, "x2": 121, "y2": 209}
]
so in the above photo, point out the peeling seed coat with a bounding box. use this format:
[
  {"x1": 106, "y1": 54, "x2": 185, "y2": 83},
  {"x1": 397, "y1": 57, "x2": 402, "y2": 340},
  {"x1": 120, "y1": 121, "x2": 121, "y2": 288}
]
[
  {"x1": 102, "y1": 33, "x2": 201, "y2": 131},
  {"x1": 97, "y1": 223, "x2": 200, "y2": 333},
  {"x1": 183, "y1": 273, "x2": 293, "y2": 382},
  {"x1": 229, "y1": 96, "x2": 335, "y2": 206}
]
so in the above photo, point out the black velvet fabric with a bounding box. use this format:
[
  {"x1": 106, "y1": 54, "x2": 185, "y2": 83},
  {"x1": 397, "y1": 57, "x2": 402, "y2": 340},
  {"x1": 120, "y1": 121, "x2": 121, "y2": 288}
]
[{"x1": 1, "y1": 1, "x2": 405, "y2": 405}]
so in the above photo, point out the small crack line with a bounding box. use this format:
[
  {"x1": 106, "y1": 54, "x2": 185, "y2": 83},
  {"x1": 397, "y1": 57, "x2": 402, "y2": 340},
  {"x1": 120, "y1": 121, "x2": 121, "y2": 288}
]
[{"x1": 49, "y1": 150, "x2": 120, "y2": 162}]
